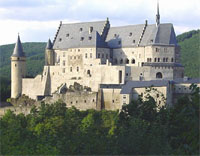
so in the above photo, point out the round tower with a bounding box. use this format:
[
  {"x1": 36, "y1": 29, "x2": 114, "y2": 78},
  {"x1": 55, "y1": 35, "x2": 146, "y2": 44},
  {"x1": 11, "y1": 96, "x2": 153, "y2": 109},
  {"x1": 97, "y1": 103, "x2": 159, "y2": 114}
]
[
  {"x1": 11, "y1": 35, "x2": 26, "y2": 98},
  {"x1": 45, "y1": 39, "x2": 54, "y2": 65}
]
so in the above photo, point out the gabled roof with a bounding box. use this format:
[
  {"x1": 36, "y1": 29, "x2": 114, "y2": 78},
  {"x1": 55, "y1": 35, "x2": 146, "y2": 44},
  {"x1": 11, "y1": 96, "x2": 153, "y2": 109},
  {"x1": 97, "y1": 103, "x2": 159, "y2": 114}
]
[
  {"x1": 106, "y1": 23, "x2": 177, "y2": 48},
  {"x1": 52, "y1": 20, "x2": 178, "y2": 50},
  {"x1": 53, "y1": 21, "x2": 107, "y2": 49},
  {"x1": 12, "y1": 35, "x2": 25, "y2": 57}
]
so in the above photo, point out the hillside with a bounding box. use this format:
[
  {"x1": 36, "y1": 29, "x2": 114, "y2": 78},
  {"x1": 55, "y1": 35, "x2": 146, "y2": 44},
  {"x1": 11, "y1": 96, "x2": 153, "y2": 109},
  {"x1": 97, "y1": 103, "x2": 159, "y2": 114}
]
[
  {"x1": 0, "y1": 42, "x2": 46, "y2": 78},
  {"x1": 176, "y1": 29, "x2": 200, "y2": 78}
]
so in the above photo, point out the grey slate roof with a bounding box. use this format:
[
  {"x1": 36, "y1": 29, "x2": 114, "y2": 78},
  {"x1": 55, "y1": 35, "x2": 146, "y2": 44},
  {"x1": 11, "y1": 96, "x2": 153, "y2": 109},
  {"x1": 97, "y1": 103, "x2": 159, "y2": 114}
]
[
  {"x1": 46, "y1": 39, "x2": 53, "y2": 49},
  {"x1": 120, "y1": 80, "x2": 170, "y2": 94},
  {"x1": 120, "y1": 78, "x2": 200, "y2": 94},
  {"x1": 53, "y1": 21, "x2": 107, "y2": 49},
  {"x1": 173, "y1": 78, "x2": 200, "y2": 84},
  {"x1": 106, "y1": 23, "x2": 177, "y2": 48},
  {"x1": 143, "y1": 62, "x2": 184, "y2": 67},
  {"x1": 52, "y1": 20, "x2": 177, "y2": 49},
  {"x1": 12, "y1": 35, "x2": 25, "y2": 57}
]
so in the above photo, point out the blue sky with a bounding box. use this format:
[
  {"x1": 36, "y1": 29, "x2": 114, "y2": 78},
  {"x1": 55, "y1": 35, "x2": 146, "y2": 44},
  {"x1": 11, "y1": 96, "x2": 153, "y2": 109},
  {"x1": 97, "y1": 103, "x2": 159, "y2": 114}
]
[{"x1": 0, "y1": 0, "x2": 199, "y2": 45}]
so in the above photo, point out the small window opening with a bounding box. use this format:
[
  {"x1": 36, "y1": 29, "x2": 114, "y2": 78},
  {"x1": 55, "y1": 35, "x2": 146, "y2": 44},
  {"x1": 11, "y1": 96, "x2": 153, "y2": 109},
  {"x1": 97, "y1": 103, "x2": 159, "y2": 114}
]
[{"x1": 81, "y1": 37, "x2": 84, "y2": 41}]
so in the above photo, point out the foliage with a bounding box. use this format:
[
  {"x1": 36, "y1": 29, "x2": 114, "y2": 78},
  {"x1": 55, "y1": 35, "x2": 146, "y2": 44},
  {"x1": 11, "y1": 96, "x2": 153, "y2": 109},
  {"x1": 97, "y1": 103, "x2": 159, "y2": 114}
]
[
  {"x1": 177, "y1": 29, "x2": 200, "y2": 78},
  {"x1": 0, "y1": 85, "x2": 199, "y2": 155}
]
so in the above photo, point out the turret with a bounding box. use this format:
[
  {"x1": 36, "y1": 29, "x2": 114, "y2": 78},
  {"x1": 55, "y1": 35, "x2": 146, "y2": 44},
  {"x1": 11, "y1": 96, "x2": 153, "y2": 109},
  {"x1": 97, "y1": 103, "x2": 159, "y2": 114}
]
[
  {"x1": 156, "y1": 1, "x2": 160, "y2": 26},
  {"x1": 11, "y1": 35, "x2": 26, "y2": 98},
  {"x1": 45, "y1": 38, "x2": 54, "y2": 65}
]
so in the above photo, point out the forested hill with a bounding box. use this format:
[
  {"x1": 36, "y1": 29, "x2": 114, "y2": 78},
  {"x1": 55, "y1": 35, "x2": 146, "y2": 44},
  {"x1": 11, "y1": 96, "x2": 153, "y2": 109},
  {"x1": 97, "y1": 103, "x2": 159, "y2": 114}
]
[
  {"x1": 0, "y1": 42, "x2": 46, "y2": 78},
  {"x1": 176, "y1": 29, "x2": 200, "y2": 78},
  {"x1": 0, "y1": 29, "x2": 199, "y2": 80}
]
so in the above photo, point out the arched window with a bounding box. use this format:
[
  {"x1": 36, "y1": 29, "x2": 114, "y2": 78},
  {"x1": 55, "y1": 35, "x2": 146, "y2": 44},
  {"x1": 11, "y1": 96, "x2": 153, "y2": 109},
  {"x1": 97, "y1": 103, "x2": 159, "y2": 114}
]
[
  {"x1": 120, "y1": 59, "x2": 123, "y2": 64},
  {"x1": 171, "y1": 58, "x2": 174, "y2": 62},
  {"x1": 156, "y1": 72, "x2": 163, "y2": 79},
  {"x1": 125, "y1": 59, "x2": 129, "y2": 64},
  {"x1": 131, "y1": 59, "x2": 135, "y2": 64},
  {"x1": 87, "y1": 70, "x2": 90, "y2": 75},
  {"x1": 77, "y1": 67, "x2": 79, "y2": 72}
]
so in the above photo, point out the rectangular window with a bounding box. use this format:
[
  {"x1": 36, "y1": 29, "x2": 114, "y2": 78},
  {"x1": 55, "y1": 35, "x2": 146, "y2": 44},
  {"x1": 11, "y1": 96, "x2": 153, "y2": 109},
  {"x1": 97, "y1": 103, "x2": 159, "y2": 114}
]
[
  {"x1": 63, "y1": 61, "x2": 65, "y2": 66},
  {"x1": 98, "y1": 53, "x2": 100, "y2": 58},
  {"x1": 70, "y1": 67, "x2": 72, "y2": 72},
  {"x1": 90, "y1": 53, "x2": 92, "y2": 58},
  {"x1": 62, "y1": 68, "x2": 65, "y2": 73},
  {"x1": 119, "y1": 70, "x2": 122, "y2": 83},
  {"x1": 85, "y1": 53, "x2": 87, "y2": 58}
]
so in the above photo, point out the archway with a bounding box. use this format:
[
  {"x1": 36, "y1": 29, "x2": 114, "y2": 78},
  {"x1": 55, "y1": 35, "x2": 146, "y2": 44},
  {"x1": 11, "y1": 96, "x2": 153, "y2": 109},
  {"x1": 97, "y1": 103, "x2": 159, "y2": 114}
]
[{"x1": 156, "y1": 72, "x2": 163, "y2": 78}]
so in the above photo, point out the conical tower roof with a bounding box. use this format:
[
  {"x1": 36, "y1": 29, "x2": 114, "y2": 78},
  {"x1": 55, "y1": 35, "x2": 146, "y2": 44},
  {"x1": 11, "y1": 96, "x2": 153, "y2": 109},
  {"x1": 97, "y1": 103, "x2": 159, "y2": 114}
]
[
  {"x1": 12, "y1": 35, "x2": 25, "y2": 57},
  {"x1": 46, "y1": 38, "x2": 53, "y2": 49}
]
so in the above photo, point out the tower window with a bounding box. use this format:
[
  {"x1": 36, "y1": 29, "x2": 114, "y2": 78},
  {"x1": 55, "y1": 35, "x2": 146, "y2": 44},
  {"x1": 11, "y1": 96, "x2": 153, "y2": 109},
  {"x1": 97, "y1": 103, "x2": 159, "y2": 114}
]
[{"x1": 89, "y1": 27, "x2": 93, "y2": 33}]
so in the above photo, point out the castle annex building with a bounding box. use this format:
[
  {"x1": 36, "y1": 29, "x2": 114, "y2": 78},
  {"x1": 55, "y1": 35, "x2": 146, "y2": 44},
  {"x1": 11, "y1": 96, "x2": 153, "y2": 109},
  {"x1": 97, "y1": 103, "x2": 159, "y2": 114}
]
[{"x1": 11, "y1": 4, "x2": 199, "y2": 110}]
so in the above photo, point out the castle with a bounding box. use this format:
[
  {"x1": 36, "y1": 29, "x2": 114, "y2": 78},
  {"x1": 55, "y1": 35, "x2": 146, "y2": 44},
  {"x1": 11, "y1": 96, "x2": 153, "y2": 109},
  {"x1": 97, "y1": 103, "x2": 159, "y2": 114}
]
[{"x1": 11, "y1": 3, "x2": 199, "y2": 110}]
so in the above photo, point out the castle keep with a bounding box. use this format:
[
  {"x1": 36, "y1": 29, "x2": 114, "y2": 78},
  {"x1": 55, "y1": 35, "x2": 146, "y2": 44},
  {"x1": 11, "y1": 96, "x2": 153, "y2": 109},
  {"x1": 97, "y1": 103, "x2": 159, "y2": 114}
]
[{"x1": 11, "y1": 4, "x2": 199, "y2": 110}]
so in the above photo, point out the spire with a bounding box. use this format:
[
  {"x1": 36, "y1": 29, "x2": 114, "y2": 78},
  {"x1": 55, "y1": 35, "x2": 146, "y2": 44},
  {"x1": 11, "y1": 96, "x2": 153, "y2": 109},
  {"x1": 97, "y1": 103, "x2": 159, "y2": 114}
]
[
  {"x1": 46, "y1": 38, "x2": 53, "y2": 49},
  {"x1": 156, "y1": 0, "x2": 160, "y2": 26},
  {"x1": 12, "y1": 34, "x2": 25, "y2": 57}
]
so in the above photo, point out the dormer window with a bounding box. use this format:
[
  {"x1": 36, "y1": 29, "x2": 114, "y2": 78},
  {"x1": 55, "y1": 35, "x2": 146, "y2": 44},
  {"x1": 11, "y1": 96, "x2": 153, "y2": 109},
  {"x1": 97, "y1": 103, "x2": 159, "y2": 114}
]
[
  {"x1": 129, "y1": 32, "x2": 132, "y2": 37},
  {"x1": 89, "y1": 36, "x2": 92, "y2": 40},
  {"x1": 66, "y1": 34, "x2": 69, "y2": 37},
  {"x1": 80, "y1": 37, "x2": 84, "y2": 41}
]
